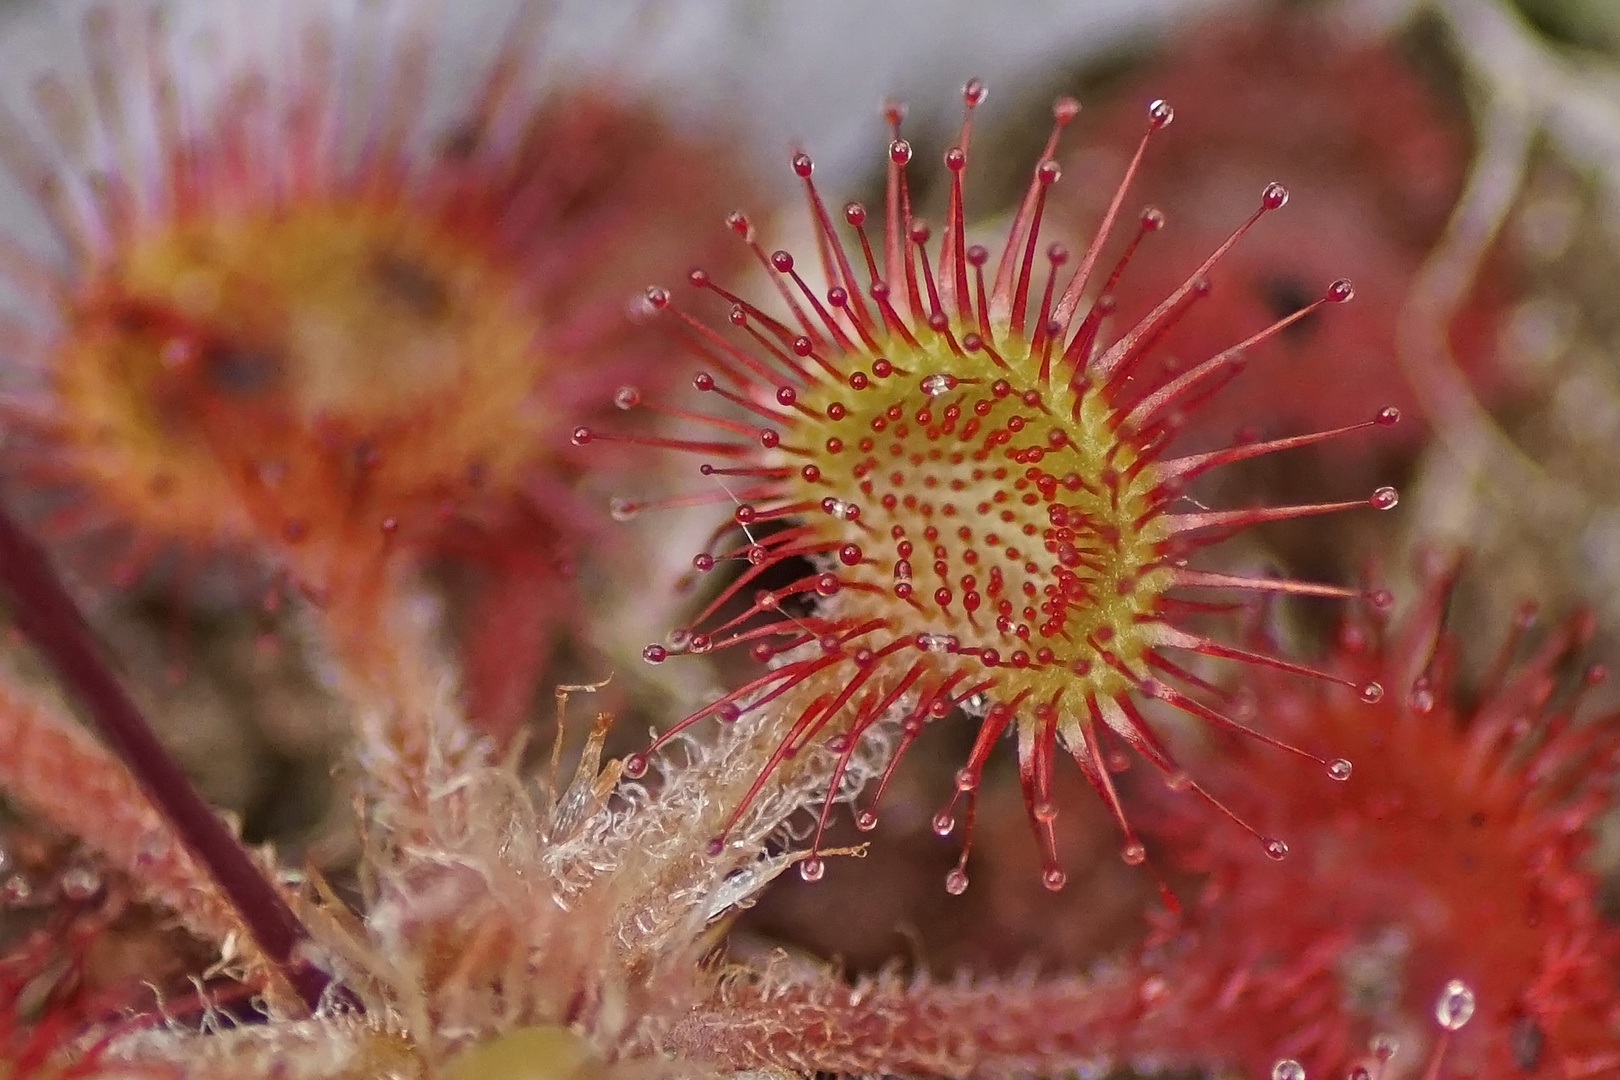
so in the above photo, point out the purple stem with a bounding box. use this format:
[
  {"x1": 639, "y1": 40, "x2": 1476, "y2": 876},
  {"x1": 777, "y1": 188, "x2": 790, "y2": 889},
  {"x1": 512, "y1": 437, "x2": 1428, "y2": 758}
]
[{"x1": 0, "y1": 504, "x2": 336, "y2": 1014}]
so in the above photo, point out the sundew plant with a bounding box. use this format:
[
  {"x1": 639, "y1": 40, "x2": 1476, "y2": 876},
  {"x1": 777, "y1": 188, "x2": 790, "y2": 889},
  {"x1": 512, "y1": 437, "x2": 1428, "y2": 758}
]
[{"x1": 0, "y1": 1, "x2": 1617, "y2": 1079}]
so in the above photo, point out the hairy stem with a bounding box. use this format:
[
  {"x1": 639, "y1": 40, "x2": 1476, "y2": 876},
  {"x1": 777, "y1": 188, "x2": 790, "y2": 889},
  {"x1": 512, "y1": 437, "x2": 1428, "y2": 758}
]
[{"x1": 666, "y1": 963, "x2": 1158, "y2": 1079}]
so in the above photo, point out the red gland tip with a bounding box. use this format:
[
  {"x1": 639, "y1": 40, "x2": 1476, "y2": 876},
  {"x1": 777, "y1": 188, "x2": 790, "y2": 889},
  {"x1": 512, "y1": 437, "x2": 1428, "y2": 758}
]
[
  {"x1": 1375, "y1": 405, "x2": 1400, "y2": 425},
  {"x1": 1370, "y1": 485, "x2": 1399, "y2": 510},
  {"x1": 1326, "y1": 277, "x2": 1354, "y2": 302},
  {"x1": 963, "y1": 77, "x2": 987, "y2": 106},
  {"x1": 1148, "y1": 98, "x2": 1174, "y2": 128},
  {"x1": 1261, "y1": 182, "x2": 1289, "y2": 210},
  {"x1": 890, "y1": 139, "x2": 913, "y2": 165},
  {"x1": 792, "y1": 151, "x2": 813, "y2": 177}
]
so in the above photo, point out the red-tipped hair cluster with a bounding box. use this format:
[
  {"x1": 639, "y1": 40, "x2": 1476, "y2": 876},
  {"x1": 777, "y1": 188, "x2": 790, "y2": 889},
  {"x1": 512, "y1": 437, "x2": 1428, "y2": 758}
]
[
  {"x1": 0, "y1": 2, "x2": 747, "y2": 740},
  {"x1": 586, "y1": 81, "x2": 1402, "y2": 893},
  {"x1": 1113, "y1": 555, "x2": 1620, "y2": 1077}
]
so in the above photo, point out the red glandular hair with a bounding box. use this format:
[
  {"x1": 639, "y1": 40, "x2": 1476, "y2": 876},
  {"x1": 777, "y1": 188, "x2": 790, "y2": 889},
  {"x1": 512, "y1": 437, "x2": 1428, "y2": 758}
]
[
  {"x1": 1119, "y1": 556, "x2": 1620, "y2": 1078},
  {"x1": 0, "y1": 2, "x2": 746, "y2": 740},
  {"x1": 581, "y1": 81, "x2": 1402, "y2": 894}
]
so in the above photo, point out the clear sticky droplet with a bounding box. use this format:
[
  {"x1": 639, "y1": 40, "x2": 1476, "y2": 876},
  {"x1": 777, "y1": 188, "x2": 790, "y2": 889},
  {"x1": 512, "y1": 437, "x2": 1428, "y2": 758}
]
[
  {"x1": 1041, "y1": 865, "x2": 1067, "y2": 891},
  {"x1": 799, "y1": 856, "x2": 825, "y2": 882},
  {"x1": 1271, "y1": 1060, "x2": 1305, "y2": 1080},
  {"x1": 642, "y1": 644, "x2": 668, "y2": 664},
  {"x1": 623, "y1": 753, "x2": 649, "y2": 779},
  {"x1": 855, "y1": 809, "x2": 878, "y2": 832},
  {"x1": 1264, "y1": 838, "x2": 1289, "y2": 860},
  {"x1": 822, "y1": 498, "x2": 855, "y2": 520},
  {"x1": 609, "y1": 497, "x2": 640, "y2": 522},
  {"x1": 2, "y1": 875, "x2": 30, "y2": 904},
  {"x1": 1122, "y1": 842, "x2": 1147, "y2": 866},
  {"x1": 1369, "y1": 1034, "x2": 1398, "y2": 1061},
  {"x1": 614, "y1": 386, "x2": 641, "y2": 410},
  {"x1": 1360, "y1": 681, "x2": 1384, "y2": 704},
  {"x1": 1262, "y1": 182, "x2": 1289, "y2": 210},
  {"x1": 932, "y1": 811, "x2": 956, "y2": 836},
  {"x1": 915, "y1": 632, "x2": 958, "y2": 653},
  {"x1": 59, "y1": 867, "x2": 101, "y2": 902},
  {"x1": 704, "y1": 836, "x2": 725, "y2": 857},
  {"x1": 1435, "y1": 979, "x2": 1476, "y2": 1030},
  {"x1": 1327, "y1": 758, "x2": 1353, "y2": 781},
  {"x1": 921, "y1": 373, "x2": 959, "y2": 397},
  {"x1": 1033, "y1": 800, "x2": 1058, "y2": 823},
  {"x1": 944, "y1": 868, "x2": 969, "y2": 895},
  {"x1": 1370, "y1": 485, "x2": 1400, "y2": 510},
  {"x1": 134, "y1": 837, "x2": 168, "y2": 869},
  {"x1": 1148, "y1": 99, "x2": 1174, "y2": 128}
]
